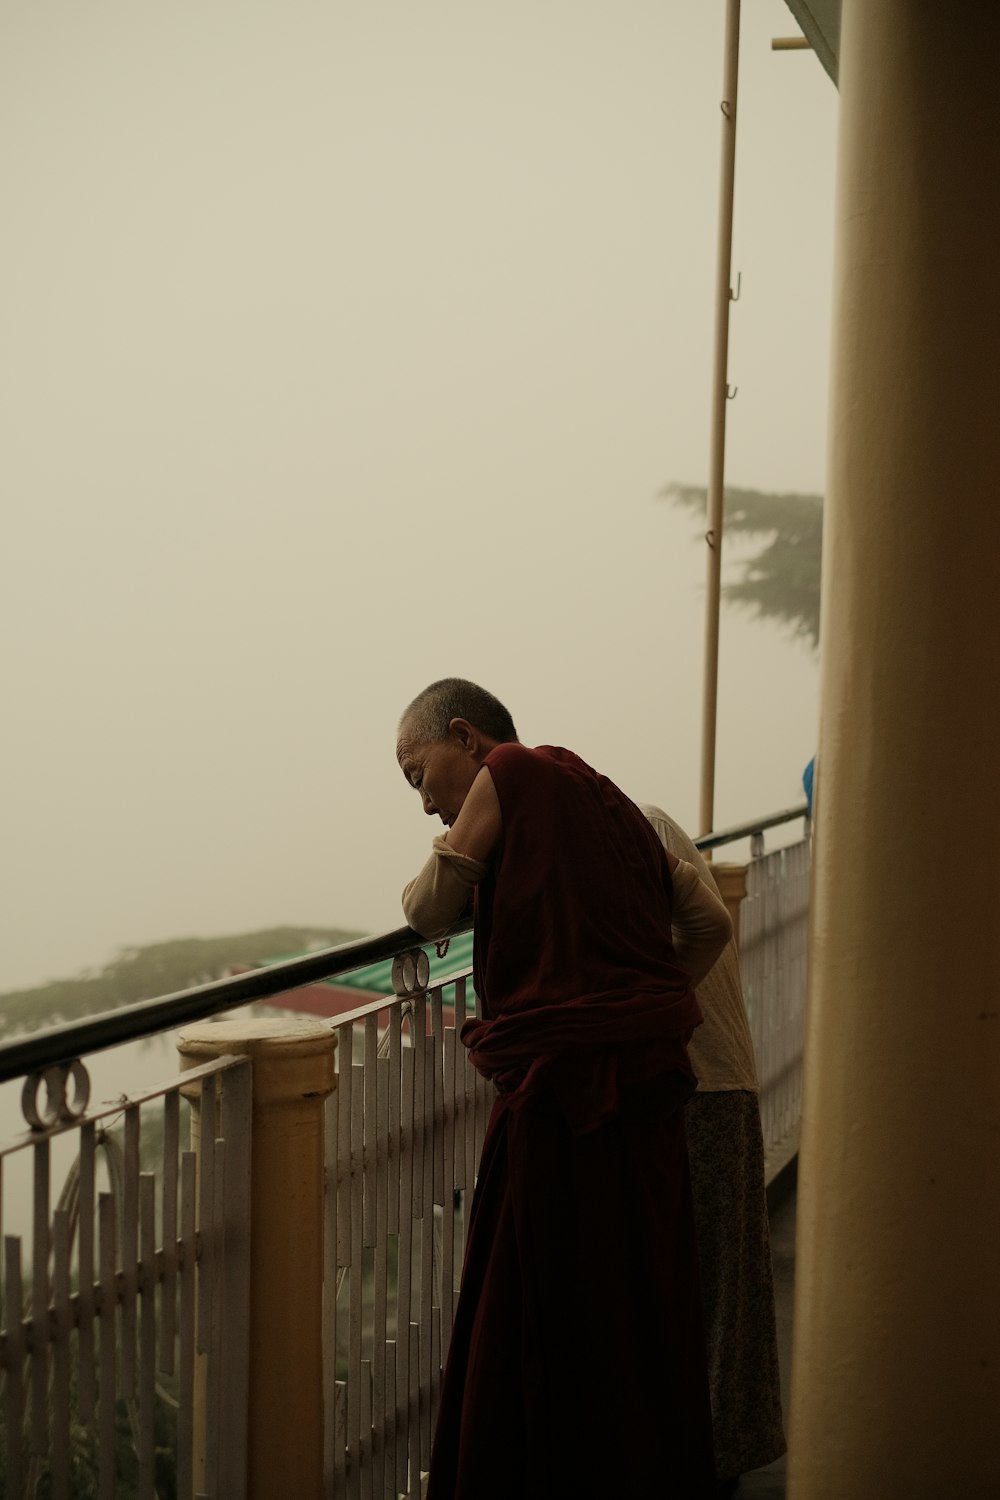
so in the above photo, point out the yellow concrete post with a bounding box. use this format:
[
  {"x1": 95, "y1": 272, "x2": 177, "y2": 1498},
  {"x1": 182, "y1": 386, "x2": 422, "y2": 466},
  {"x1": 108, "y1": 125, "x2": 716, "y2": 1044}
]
[
  {"x1": 710, "y1": 861, "x2": 747, "y2": 949},
  {"x1": 789, "y1": 5, "x2": 1000, "y2": 1496},
  {"x1": 178, "y1": 1018, "x2": 337, "y2": 1500}
]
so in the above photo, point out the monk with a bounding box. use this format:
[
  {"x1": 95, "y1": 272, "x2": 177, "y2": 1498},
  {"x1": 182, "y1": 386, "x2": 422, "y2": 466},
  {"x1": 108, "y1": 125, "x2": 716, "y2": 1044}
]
[{"x1": 396, "y1": 678, "x2": 733, "y2": 1500}]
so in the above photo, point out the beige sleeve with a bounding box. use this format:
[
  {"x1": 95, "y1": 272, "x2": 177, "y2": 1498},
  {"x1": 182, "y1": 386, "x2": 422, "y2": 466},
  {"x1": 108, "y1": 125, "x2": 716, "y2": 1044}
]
[
  {"x1": 670, "y1": 857, "x2": 733, "y2": 986},
  {"x1": 402, "y1": 836, "x2": 489, "y2": 940}
]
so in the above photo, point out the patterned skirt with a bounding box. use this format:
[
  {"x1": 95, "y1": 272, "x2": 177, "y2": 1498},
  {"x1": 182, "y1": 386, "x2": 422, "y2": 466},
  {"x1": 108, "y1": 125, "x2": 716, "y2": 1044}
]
[{"x1": 685, "y1": 1089, "x2": 787, "y2": 1479}]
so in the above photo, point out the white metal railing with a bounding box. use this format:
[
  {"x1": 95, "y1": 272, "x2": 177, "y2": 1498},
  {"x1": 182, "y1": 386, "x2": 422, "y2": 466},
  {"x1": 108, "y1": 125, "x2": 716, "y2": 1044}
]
[
  {"x1": 321, "y1": 831, "x2": 812, "y2": 1498},
  {"x1": 324, "y1": 960, "x2": 490, "y2": 1500},
  {"x1": 0, "y1": 1052, "x2": 251, "y2": 1500},
  {"x1": 739, "y1": 836, "x2": 811, "y2": 1178},
  {"x1": 0, "y1": 805, "x2": 810, "y2": 1498}
]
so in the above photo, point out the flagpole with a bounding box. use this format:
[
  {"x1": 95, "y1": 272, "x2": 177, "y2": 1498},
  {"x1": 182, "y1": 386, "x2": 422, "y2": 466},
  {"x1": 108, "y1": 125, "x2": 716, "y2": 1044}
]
[{"x1": 699, "y1": 0, "x2": 741, "y2": 837}]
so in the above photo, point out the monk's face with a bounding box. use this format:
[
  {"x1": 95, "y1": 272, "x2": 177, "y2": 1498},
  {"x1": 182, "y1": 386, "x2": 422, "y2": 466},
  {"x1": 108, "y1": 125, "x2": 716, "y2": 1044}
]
[{"x1": 397, "y1": 722, "x2": 481, "y2": 828}]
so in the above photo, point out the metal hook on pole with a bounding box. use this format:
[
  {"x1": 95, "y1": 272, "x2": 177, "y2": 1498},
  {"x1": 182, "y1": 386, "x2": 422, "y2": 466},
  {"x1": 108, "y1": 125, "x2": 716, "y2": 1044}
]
[
  {"x1": 721, "y1": 99, "x2": 733, "y2": 119},
  {"x1": 727, "y1": 384, "x2": 739, "y2": 400},
  {"x1": 730, "y1": 271, "x2": 742, "y2": 302}
]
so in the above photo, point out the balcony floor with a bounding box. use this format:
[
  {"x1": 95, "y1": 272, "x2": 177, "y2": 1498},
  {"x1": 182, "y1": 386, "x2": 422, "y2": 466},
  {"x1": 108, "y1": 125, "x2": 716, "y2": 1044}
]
[{"x1": 740, "y1": 1176, "x2": 796, "y2": 1497}]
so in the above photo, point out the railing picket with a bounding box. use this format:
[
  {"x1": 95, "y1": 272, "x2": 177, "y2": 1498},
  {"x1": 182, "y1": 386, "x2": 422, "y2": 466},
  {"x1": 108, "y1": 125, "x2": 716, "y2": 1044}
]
[
  {"x1": 178, "y1": 1150, "x2": 197, "y2": 1500},
  {"x1": 412, "y1": 993, "x2": 426, "y2": 1221},
  {"x1": 160, "y1": 1090, "x2": 180, "y2": 1375},
  {"x1": 360, "y1": 1358, "x2": 374, "y2": 1500},
  {"x1": 419, "y1": 1205, "x2": 434, "y2": 1472},
  {"x1": 139, "y1": 1172, "x2": 157, "y2": 1499},
  {"x1": 219, "y1": 1062, "x2": 252, "y2": 1500},
  {"x1": 453, "y1": 974, "x2": 468, "y2": 1031},
  {"x1": 204, "y1": 1137, "x2": 225, "y2": 1498},
  {"x1": 373, "y1": 1052, "x2": 389, "y2": 1500},
  {"x1": 453, "y1": 978, "x2": 467, "y2": 1195},
  {"x1": 31, "y1": 1137, "x2": 51, "y2": 1459},
  {"x1": 337, "y1": 1022, "x2": 353, "y2": 1269},
  {"x1": 98, "y1": 1191, "x2": 117, "y2": 1500},
  {"x1": 431, "y1": 1308, "x2": 442, "y2": 1428},
  {"x1": 51, "y1": 1208, "x2": 72, "y2": 1500},
  {"x1": 4, "y1": 1235, "x2": 25, "y2": 1498},
  {"x1": 395, "y1": 1044, "x2": 415, "y2": 1496},
  {"x1": 431, "y1": 990, "x2": 445, "y2": 1209},
  {"x1": 384, "y1": 1340, "x2": 397, "y2": 1500},
  {"x1": 385, "y1": 1007, "x2": 403, "y2": 1493},
  {"x1": 196, "y1": 1075, "x2": 216, "y2": 1357},
  {"x1": 334, "y1": 1376, "x2": 348, "y2": 1500},
  {"x1": 348, "y1": 1070, "x2": 364, "y2": 1500},
  {"x1": 122, "y1": 1104, "x2": 140, "y2": 1399},
  {"x1": 363, "y1": 1016, "x2": 377, "y2": 1249},
  {"x1": 388, "y1": 1007, "x2": 402, "y2": 1236},
  {"x1": 442, "y1": 1025, "x2": 457, "y2": 1362},
  {"x1": 411, "y1": 989, "x2": 428, "y2": 1482},
  {"x1": 324, "y1": 1071, "x2": 340, "y2": 1498},
  {"x1": 408, "y1": 1322, "x2": 420, "y2": 1498},
  {"x1": 78, "y1": 1120, "x2": 97, "y2": 1421},
  {"x1": 420, "y1": 989, "x2": 437, "y2": 1473}
]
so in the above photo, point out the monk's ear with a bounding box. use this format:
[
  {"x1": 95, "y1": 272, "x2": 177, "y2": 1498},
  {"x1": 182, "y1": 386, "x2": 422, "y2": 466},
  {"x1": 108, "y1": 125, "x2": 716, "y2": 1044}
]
[{"x1": 448, "y1": 717, "x2": 478, "y2": 755}]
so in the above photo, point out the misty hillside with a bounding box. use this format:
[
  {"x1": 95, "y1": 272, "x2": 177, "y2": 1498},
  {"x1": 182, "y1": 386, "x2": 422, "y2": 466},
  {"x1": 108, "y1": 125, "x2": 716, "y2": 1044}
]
[{"x1": 0, "y1": 927, "x2": 364, "y2": 1037}]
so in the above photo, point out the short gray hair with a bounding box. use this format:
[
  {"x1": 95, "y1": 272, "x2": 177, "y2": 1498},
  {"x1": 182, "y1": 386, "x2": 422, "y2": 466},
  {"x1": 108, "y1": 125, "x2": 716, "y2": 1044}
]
[{"x1": 398, "y1": 678, "x2": 518, "y2": 747}]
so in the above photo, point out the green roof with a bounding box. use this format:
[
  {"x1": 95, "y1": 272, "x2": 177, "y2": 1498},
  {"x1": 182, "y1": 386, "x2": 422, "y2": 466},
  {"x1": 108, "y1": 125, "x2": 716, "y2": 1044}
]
[
  {"x1": 334, "y1": 930, "x2": 475, "y2": 997},
  {"x1": 260, "y1": 930, "x2": 476, "y2": 999}
]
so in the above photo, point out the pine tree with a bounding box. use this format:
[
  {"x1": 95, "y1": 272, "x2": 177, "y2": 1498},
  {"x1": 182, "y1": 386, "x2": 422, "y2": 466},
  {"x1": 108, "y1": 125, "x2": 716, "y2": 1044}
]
[{"x1": 664, "y1": 482, "x2": 823, "y2": 648}]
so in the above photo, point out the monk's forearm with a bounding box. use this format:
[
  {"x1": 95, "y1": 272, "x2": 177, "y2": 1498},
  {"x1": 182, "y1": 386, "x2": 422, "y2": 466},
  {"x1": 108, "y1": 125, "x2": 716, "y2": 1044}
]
[
  {"x1": 402, "y1": 836, "x2": 488, "y2": 940},
  {"x1": 670, "y1": 858, "x2": 733, "y2": 986}
]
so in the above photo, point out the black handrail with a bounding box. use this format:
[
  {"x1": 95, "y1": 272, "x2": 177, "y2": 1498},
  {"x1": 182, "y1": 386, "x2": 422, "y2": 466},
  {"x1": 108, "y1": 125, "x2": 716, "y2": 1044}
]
[
  {"x1": 0, "y1": 925, "x2": 435, "y2": 1085},
  {"x1": 0, "y1": 802, "x2": 810, "y2": 1084}
]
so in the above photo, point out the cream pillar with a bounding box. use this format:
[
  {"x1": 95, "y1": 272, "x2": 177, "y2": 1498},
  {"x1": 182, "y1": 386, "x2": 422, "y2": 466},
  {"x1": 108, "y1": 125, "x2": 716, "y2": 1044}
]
[
  {"x1": 789, "y1": 5, "x2": 1000, "y2": 1497},
  {"x1": 178, "y1": 1018, "x2": 337, "y2": 1500}
]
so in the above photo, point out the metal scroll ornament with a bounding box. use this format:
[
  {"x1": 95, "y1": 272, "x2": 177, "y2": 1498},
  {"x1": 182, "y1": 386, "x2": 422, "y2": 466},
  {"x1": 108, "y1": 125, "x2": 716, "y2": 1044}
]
[
  {"x1": 22, "y1": 1058, "x2": 92, "y2": 1131},
  {"x1": 391, "y1": 948, "x2": 430, "y2": 999}
]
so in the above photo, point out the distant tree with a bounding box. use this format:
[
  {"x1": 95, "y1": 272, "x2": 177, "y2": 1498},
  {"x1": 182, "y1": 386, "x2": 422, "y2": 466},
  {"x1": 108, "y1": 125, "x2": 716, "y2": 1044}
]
[
  {"x1": 663, "y1": 482, "x2": 823, "y2": 648},
  {"x1": 0, "y1": 925, "x2": 364, "y2": 1035}
]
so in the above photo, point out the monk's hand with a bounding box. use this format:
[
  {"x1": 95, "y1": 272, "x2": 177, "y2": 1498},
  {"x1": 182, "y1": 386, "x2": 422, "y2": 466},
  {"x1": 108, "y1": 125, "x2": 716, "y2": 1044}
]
[{"x1": 402, "y1": 836, "x2": 488, "y2": 940}]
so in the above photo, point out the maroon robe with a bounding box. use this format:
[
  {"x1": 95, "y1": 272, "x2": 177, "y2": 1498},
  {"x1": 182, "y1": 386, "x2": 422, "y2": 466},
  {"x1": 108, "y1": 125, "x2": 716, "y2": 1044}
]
[{"x1": 427, "y1": 744, "x2": 715, "y2": 1500}]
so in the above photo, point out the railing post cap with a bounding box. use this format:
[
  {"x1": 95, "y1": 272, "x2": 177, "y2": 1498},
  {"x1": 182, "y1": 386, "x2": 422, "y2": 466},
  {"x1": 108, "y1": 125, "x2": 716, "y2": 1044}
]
[
  {"x1": 177, "y1": 1015, "x2": 334, "y2": 1050},
  {"x1": 177, "y1": 1017, "x2": 336, "y2": 1102},
  {"x1": 712, "y1": 861, "x2": 749, "y2": 899}
]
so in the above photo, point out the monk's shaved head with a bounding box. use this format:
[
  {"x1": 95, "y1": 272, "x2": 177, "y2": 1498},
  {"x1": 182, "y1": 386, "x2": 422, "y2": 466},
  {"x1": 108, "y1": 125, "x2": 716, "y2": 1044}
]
[{"x1": 397, "y1": 678, "x2": 518, "y2": 755}]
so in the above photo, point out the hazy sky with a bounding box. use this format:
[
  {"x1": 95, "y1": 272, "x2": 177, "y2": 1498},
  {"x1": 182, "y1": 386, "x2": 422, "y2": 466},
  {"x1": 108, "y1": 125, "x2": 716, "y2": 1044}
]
[{"x1": 1, "y1": 1, "x2": 838, "y2": 992}]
